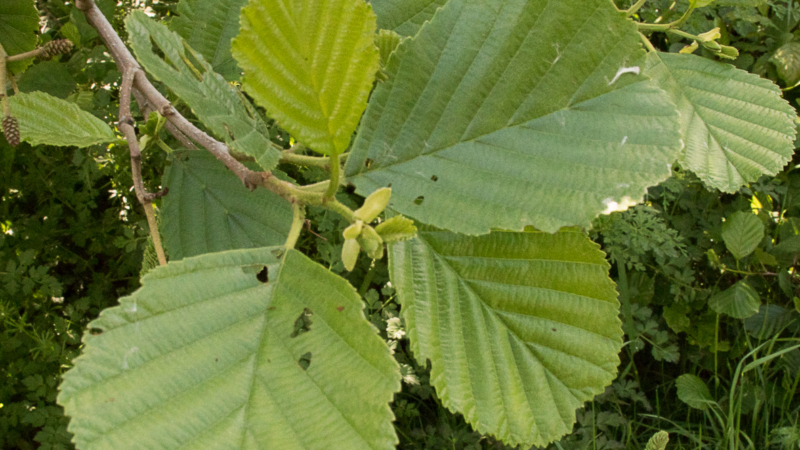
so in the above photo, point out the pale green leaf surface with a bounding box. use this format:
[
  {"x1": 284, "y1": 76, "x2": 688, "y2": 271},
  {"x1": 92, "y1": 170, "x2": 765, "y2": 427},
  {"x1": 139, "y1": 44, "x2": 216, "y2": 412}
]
[
  {"x1": 232, "y1": 0, "x2": 380, "y2": 155},
  {"x1": 126, "y1": 11, "x2": 279, "y2": 170},
  {"x1": 644, "y1": 52, "x2": 796, "y2": 193},
  {"x1": 346, "y1": 0, "x2": 682, "y2": 235},
  {"x1": 59, "y1": 248, "x2": 401, "y2": 449},
  {"x1": 8, "y1": 92, "x2": 115, "y2": 147},
  {"x1": 675, "y1": 374, "x2": 716, "y2": 410},
  {"x1": 721, "y1": 211, "x2": 764, "y2": 259},
  {"x1": 171, "y1": 0, "x2": 247, "y2": 80},
  {"x1": 389, "y1": 229, "x2": 623, "y2": 447},
  {"x1": 0, "y1": 0, "x2": 39, "y2": 74},
  {"x1": 161, "y1": 151, "x2": 293, "y2": 260},
  {"x1": 708, "y1": 280, "x2": 761, "y2": 319},
  {"x1": 770, "y1": 41, "x2": 800, "y2": 86},
  {"x1": 375, "y1": 29, "x2": 404, "y2": 67},
  {"x1": 370, "y1": 0, "x2": 448, "y2": 36}
]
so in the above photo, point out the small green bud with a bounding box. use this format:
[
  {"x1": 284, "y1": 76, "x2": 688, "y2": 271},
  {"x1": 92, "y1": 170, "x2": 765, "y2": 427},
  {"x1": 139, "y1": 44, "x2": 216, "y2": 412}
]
[
  {"x1": 718, "y1": 45, "x2": 739, "y2": 60},
  {"x1": 358, "y1": 225, "x2": 384, "y2": 260},
  {"x1": 701, "y1": 40, "x2": 722, "y2": 52},
  {"x1": 375, "y1": 215, "x2": 417, "y2": 243},
  {"x1": 342, "y1": 238, "x2": 360, "y2": 272},
  {"x1": 343, "y1": 220, "x2": 363, "y2": 239},
  {"x1": 355, "y1": 188, "x2": 392, "y2": 223}
]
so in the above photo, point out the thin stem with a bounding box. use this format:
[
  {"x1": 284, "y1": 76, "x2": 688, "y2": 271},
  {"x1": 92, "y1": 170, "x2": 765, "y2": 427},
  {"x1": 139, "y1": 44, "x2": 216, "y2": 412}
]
[
  {"x1": 638, "y1": 32, "x2": 657, "y2": 52},
  {"x1": 280, "y1": 150, "x2": 330, "y2": 168},
  {"x1": 626, "y1": 0, "x2": 648, "y2": 16},
  {"x1": 285, "y1": 203, "x2": 306, "y2": 249},
  {"x1": 6, "y1": 48, "x2": 45, "y2": 63},
  {"x1": 325, "y1": 152, "x2": 341, "y2": 199},
  {"x1": 637, "y1": 5, "x2": 695, "y2": 31},
  {"x1": 7, "y1": 70, "x2": 19, "y2": 95},
  {"x1": 144, "y1": 203, "x2": 167, "y2": 265},
  {"x1": 0, "y1": 43, "x2": 8, "y2": 117}
]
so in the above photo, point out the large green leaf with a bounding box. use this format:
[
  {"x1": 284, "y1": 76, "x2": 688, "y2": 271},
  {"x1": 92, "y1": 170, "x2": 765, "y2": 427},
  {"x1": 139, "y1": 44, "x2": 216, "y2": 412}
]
[
  {"x1": 389, "y1": 228, "x2": 623, "y2": 447},
  {"x1": 161, "y1": 151, "x2": 293, "y2": 260},
  {"x1": 0, "y1": 0, "x2": 39, "y2": 74},
  {"x1": 8, "y1": 92, "x2": 115, "y2": 147},
  {"x1": 171, "y1": 0, "x2": 247, "y2": 81},
  {"x1": 721, "y1": 211, "x2": 764, "y2": 260},
  {"x1": 644, "y1": 52, "x2": 796, "y2": 193},
  {"x1": 59, "y1": 247, "x2": 401, "y2": 449},
  {"x1": 345, "y1": 0, "x2": 682, "y2": 235},
  {"x1": 17, "y1": 60, "x2": 77, "y2": 99},
  {"x1": 708, "y1": 279, "x2": 761, "y2": 319},
  {"x1": 675, "y1": 374, "x2": 717, "y2": 410},
  {"x1": 232, "y1": 0, "x2": 380, "y2": 155},
  {"x1": 126, "y1": 11, "x2": 280, "y2": 170},
  {"x1": 370, "y1": 0, "x2": 448, "y2": 37}
]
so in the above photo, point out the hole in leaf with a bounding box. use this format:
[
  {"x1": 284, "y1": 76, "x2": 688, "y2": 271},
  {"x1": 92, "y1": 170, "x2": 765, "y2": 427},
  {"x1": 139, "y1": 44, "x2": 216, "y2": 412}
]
[
  {"x1": 298, "y1": 352, "x2": 312, "y2": 371},
  {"x1": 413, "y1": 196, "x2": 424, "y2": 205},
  {"x1": 89, "y1": 328, "x2": 103, "y2": 335},
  {"x1": 430, "y1": 175, "x2": 438, "y2": 182},
  {"x1": 365, "y1": 158, "x2": 373, "y2": 168},
  {"x1": 290, "y1": 308, "x2": 313, "y2": 338},
  {"x1": 387, "y1": 183, "x2": 392, "y2": 188},
  {"x1": 256, "y1": 267, "x2": 269, "y2": 283}
]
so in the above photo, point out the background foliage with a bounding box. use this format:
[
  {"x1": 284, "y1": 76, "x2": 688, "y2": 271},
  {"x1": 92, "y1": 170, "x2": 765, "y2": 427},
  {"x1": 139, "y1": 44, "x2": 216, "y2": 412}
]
[{"x1": 2, "y1": 0, "x2": 800, "y2": 449}]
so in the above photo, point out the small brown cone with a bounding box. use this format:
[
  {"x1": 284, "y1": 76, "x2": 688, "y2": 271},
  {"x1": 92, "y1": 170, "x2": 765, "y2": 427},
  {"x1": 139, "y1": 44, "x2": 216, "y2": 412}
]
[
  {"x1": 3, "y1": 116, "x2": 20, "y2": 147},
  {"x1": 41, "y1": 39, "x2": 74, "y2": 60}
]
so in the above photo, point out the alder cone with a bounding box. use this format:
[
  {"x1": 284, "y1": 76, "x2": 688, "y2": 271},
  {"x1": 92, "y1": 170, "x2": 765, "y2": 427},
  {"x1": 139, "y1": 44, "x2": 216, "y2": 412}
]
[
  {"x1": 3, "y1": 116, "x2": 20, "y2": 147},
  {"x1": 41, "y1": 39, "x2": 74, "y2": 60}
]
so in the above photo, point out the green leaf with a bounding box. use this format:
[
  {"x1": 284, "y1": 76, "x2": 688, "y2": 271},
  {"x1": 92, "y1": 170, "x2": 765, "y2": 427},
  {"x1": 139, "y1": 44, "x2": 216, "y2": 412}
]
[
  {"x1": 375, "y1": 29, "x2": 404, "y2": 67},
  {"x1": 232, "y1": 0, "x2": 380, "y2": 155},
  {"x1": 171, "y1": 0, "x2": 247, "y2": 81},
  {"x1": 17, "y1": 61, "x2": 77, "y2": 99},
  {"x1": 375, "y1": 215, "x2": 417, "y2": 243},
  {"x1": 345, "y1": 0, "x2": 682, "y2": 235},
  {"x1": 675, "y1": 374, "x2": 717, "y2": 410},
  {"x1": 744, "y1": 305, "x2": 795, "y2": 339},
  {"x1": 645, "y1": 431, "x2": 670, "y2": 450},
  {"x1": 770, "y1": 41, "x2": 800, "y2": 86},
  {"x1": 161, "y1": 151, "x2": 293, "y2": 260},
  {"x1": 0, "y1": 0, "x2": 39, "y2": 74},
  {"x1": 370, "y1": 0, "x2": 449, "y2": 36},
  {"x1": 708, "y1": 280, "x2": 761, "y2": 319},
  {"x1": 8, "y1": 92, "x2": 116, "y2": 147},
  {"x1": 721, "y1": 211, "x2": 764, "y2": 260},
  {"x1": 126, "y1": 11, "x2": 280, "y2": 170},
  {"x1": 59, "y1": 248, "x2": 401, "y2": 449},
  {"x1": 644, "y1": 52, "x2": 796, "y2": 193},
  {"x1": 389, "y1": 228, "x2": 623, "y2": 447}
]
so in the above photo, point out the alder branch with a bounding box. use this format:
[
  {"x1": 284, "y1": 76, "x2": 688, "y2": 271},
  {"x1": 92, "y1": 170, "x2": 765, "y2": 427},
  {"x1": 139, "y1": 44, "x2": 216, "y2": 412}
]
[
  {"x1": 75, "y1": 0, "x2": 356, "y2": 228},
  {"x1": 119, "y1": 68, "x2": 167, "y2": 266}
]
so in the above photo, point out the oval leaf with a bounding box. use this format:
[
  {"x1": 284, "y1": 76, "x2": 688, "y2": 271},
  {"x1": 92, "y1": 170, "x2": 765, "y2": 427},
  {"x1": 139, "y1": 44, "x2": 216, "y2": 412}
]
[
  {"x1": 0, "y1": 0, "x2": 39, "y2": 74},
  {"x1": 708, "y1": 279, "x2": 761, "y2": 319},
  {"x1": 126, "y1": 11, "x2": 280, "y2": 170},
  {"x1": 232, "y1": 0, "x2": 380, "y2": 155},
  {"x1": 644, "y1": 52, "x2": 796, "y2": 193},
  {"x1": 675, "y1": 374, "x2": 716, "y2": 410},
  {"x1": 389, "y1": 228, "x2": 623, "y2": 447},
  {"x1": 345, "y1": 0, "x2": 682, "y2": 235},
  {"x1": 161, "y1": 151, "x2": 293, "y2": 260},
  {"x1": 171, "y1": 0, "x2": 247, "y2": 80},
  {"x1": 8, "y1": 92, "x2": 116, "y2": 147},
  {"x1": 59, "y1": 248, "x2": 401, "y2": 449},
  {"x1": 721, "y1": 211, "x2": 764, "y2": 260}
]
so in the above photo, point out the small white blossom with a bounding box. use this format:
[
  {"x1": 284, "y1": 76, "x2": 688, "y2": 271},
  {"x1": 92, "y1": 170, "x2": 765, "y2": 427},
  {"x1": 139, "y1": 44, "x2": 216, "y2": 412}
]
[
  {"x1": 400, "y1": 364, "x2": 419, "y2": 385},
  {"x1": 386, "y1": 317, "x2": 405, "y2": 340},
  {"x1": 387, "y1": 339, "x2": 397, "y2": 354}
]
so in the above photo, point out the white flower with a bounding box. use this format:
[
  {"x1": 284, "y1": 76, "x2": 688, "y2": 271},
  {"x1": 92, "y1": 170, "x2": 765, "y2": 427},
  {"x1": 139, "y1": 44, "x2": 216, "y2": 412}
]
[
  {"x1": 387, "y1": 339, "x2": 397, "y2": 354},
  {"x1": 400, "y1": 364, "x2": 419, "y2": 385},
  {"x1": 386, "y1": 317, "x2": 405, "y2": 340}
]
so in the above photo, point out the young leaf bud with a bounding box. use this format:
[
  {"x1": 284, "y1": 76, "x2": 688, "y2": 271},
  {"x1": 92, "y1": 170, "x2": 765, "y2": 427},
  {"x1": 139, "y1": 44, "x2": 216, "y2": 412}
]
[
  {"x1": 342, "y1": 238, "x2": 360, "y2": 272},
  {"x1": 343, "y1": 220, "x2": 363, "y2": 240},
  {"x1": 358, "y1": 225, "x2": 384, "y2": 260},
  {"x1": 354, "y1": 188, "x2": 391, "y2": 223}
]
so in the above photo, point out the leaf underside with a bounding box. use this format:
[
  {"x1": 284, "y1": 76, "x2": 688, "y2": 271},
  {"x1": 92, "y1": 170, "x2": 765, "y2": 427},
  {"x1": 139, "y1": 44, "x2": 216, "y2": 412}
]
[
  {"x1": 645, "y1": 52, "x2": 796, "y2": 193},
  {"x1": 389, "y1": 229, "x2": 623, "y2": 447},
  {"x1": 8, "y1": 92, "x2": 116, "y2": 147},
  {"x1": 161, "y1": 151, "x2": 293, "y2": 260},
  {"x1": 171, "y1": 0, "x2": 248, "y2": 81},
  {"x1": 370, "y1": 0, "x2": 449, "y2": 37},
  {"x1": 58, "y1": 248, "x2": 401, "y2": 450},
  {"x1": 232, "y1": 0, "x2": 380, "y2": 156},
  {"x1": 126, "y1": 11, "x2": 280, "y2": 170},
  {"x1": 345, "y1": 0, "x2": 682, "y2": 235}
]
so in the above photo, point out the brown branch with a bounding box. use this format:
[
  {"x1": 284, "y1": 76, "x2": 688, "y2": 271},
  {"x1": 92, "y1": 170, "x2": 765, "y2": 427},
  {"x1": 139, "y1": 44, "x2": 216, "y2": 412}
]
[{"x1": 119, "y1": 68, "x2": 167, "y2": 266}]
